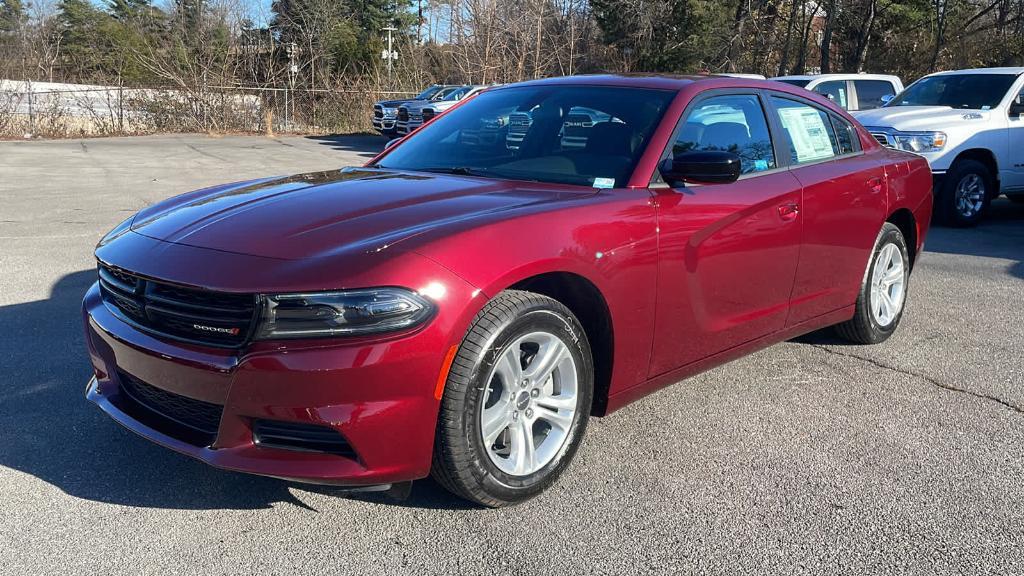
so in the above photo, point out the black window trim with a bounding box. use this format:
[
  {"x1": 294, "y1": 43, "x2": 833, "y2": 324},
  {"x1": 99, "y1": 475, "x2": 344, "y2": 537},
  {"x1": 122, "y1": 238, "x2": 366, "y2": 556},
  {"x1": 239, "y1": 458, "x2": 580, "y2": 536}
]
[
  {"x1": 764, "y1": 92, "x2": 866, "y2": 170},
  {"x1": 649, "y1": 88, "x2": 791, "y2": 188}
]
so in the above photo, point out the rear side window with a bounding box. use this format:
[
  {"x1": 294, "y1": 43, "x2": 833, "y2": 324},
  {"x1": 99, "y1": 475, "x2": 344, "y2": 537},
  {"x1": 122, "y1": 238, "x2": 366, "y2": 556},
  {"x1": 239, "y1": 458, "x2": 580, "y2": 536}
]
[
  {"x1": 830, "y1": 115, "x2": 859, "y2": 154},
  {"x1": 854, "y1": 80, "x2": 896, "y2": 110},
  {"x1": 813, "y1": 81, "x2": 849, "y2": 109},
  {"x1": 673, "y1": 94, "x2": 776, "y2": 174},
  {"x1": 770, "y1": 96, "x2": 839, "y2": 164}
]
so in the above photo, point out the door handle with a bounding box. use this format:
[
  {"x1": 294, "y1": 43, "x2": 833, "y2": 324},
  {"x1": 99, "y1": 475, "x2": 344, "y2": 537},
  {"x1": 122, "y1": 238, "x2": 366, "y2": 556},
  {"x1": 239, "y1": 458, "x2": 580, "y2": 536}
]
[{"x1": 778, "y1": 202, "x2": 800, "y2": 221}]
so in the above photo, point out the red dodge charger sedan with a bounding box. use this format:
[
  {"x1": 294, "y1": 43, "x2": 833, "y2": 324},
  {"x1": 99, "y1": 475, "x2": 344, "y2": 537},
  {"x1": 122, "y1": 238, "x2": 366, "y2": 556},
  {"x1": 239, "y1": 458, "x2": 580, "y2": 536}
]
[{"x1": 83, "y1": 75, "x2": 932, "y2": 506}]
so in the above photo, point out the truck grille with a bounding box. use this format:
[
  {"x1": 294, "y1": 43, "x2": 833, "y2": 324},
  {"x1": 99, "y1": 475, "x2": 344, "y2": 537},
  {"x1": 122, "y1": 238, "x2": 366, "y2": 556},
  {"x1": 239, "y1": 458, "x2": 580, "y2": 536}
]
[
  {"x1": 871, "y1": 132, "x2": 892, "y2": 147},
  {"x1": 98, "y1": 263, "x2": 259, "y2": 348},
  {"x1": 373, "y1": 104, "x2": 383, "y2": 119},
  {"x1": 397, "y1": 107, "x2": 409, "y2": 122},
  {"x1": 117, "y1": 370, "x2": 224, "y2": 446}
]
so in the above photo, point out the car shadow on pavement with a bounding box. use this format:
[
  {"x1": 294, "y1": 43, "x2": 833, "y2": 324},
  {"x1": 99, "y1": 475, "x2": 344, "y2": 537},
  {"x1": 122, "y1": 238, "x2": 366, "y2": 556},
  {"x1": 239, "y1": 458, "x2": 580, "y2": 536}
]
[
  {"x1": 304, "y1": 133, "x2": 386, "y2": 159},
  {"x1": 923, "y1": 198, "x2": 1024, "y2": 280},
  {"x1": 0, "y1": 270, "x2": 474, "y2": 511}
]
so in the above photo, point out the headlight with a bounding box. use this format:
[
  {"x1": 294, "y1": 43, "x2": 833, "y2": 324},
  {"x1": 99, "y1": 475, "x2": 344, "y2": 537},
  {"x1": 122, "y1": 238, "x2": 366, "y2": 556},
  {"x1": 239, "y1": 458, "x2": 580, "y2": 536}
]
[
  {"x1": 255, "y1": 287, "x2": 435, "y2": 339},
  {"x1": 894, "y1": 131, "x2": 946, "y2": 153}
]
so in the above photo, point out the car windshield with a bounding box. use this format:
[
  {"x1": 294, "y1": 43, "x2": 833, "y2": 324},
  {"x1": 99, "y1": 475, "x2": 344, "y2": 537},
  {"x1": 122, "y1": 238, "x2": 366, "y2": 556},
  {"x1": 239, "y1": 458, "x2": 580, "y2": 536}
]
[
  {"x1": 415, "y1": 86, "x2": 442, "y2": 99},
  {"x1": 375, "y1": 85, "x2": 676, "y2": 188},
  {"x1": 431, "y1": 87, "x2": 461, "y2": 100},
  {"x1": 776, "y1": 79, "x2": 810, "y2": 88},
  {"x1": 887, "y1": 74, "x2": 1018, "y2": 109}
]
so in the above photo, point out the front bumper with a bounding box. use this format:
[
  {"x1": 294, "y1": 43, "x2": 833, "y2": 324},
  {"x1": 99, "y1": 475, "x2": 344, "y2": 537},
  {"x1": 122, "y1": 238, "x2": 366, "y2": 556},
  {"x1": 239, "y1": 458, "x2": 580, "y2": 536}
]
[
  {"x1": 82, "y1": 259, "x2": 476, "y2": 486},
  {"x1": 372, "y1": 117, "x2": 396, "y2": 133}
]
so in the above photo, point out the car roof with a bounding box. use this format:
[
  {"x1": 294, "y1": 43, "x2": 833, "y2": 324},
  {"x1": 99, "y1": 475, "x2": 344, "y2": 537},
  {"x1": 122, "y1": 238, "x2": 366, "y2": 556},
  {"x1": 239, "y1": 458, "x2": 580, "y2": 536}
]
[
  {"x1": 494, "y1": 73, "x2": 773, "y2": 91},
  {"x1": 926, "y1": 67, "x2": 1024, "y2": 76},
  {"x1": 772, "y1": 73, "x2": 900, "y2": 81}
]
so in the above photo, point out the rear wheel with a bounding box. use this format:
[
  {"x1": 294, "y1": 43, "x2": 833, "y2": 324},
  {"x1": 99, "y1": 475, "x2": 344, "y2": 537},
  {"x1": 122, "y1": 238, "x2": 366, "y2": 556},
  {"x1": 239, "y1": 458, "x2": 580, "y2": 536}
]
[
  {"x1": 431, "y1": 290, "x2": 593, "y2": 507},
  {"x1": 936, "y1": 159, "x2": 992, "y2": 227},
  {"x1": 834, "y1": 223, "x2": 910, "y2": 344}
]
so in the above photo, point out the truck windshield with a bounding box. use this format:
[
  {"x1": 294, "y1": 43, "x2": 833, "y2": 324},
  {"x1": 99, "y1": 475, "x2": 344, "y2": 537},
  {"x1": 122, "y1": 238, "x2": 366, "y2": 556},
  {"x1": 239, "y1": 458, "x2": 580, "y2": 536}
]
[
  {"x1": 887, "y1": 74, "x2": 1018, "y2": 109},
  {"x1": 375, "y1": 85, "x2": 675, "y2": 188},
  {"x1": 416, "y1": 86, "x2": 443, "y2": 99}
]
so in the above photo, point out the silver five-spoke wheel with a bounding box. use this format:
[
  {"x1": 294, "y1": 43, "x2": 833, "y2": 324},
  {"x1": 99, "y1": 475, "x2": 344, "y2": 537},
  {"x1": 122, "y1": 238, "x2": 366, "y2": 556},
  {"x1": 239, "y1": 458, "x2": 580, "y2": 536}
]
[
  {"x1": 870, "y1": 242, "x2": 906, "y2": 327},
  {"x1": 480, "y1": 331, "x2": 579, "y2": 476}
]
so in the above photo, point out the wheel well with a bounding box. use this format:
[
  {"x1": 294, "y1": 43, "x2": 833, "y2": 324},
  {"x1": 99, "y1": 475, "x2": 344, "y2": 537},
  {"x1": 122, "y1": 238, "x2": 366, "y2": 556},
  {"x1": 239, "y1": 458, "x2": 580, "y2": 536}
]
[
  {"x1": 954, "y1": 148, "x2": 999, "y2": 195},
  {"x1": 510, "y1": 272, "x2": 614, "y2": 416},
  {"x1": 887, "y1": 208, "x2": 917, "y2": 267}
]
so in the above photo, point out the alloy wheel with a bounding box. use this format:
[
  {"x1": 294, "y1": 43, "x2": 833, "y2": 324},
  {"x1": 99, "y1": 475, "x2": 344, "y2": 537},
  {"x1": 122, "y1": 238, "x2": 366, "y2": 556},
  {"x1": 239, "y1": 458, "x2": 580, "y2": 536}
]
[
  {"x1": 954, "y1": 173, "x2": 985, "y2": 219},
  {"x1": 479, "y1": 331, "x2": 579, "y2": 476},
  {"x1": 869, "y1": 243, "x2": 906, "y2": 327}
]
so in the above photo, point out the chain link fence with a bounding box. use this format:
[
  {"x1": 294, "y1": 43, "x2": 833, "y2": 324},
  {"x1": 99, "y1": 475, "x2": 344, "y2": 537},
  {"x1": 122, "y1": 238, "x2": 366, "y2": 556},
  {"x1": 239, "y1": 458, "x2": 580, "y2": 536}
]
[{"x1": 0, "y1": 80, "x2": 418, "y2": 139}]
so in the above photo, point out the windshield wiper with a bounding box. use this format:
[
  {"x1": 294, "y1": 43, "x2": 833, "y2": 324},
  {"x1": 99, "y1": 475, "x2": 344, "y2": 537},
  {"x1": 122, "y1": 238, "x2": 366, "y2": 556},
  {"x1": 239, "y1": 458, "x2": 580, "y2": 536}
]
[{"x1": 415, "y1": 166, "x2": 490, "y2": 177}]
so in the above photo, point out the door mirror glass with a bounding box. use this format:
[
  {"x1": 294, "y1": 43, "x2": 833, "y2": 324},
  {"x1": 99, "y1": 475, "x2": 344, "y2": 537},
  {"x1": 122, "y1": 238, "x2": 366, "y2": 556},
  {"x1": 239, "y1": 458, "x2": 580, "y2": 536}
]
[
  {"x1": 660, "y1": 150, "x2": 742, "y2": 185},
  {"x1": 1011, "y1": 93, "x2": 1024, "y2": 117}
]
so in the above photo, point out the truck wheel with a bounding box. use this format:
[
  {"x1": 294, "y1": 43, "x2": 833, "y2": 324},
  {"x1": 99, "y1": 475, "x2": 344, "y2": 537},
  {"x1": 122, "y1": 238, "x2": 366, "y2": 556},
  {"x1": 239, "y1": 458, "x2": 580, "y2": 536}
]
[
  {"x1": 936, "y1": 159, "x2": 992, "y2": 227},
  {"x1": 431, "y1": 290, "x2": 593, "y2": 507}
]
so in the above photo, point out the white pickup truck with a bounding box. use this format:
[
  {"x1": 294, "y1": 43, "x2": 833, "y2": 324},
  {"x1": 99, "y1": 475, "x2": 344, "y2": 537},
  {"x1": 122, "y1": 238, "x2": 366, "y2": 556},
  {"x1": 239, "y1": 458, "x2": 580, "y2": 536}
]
[{"x1": 855, "y1": 67, "x2": 1024, "y2": 226}]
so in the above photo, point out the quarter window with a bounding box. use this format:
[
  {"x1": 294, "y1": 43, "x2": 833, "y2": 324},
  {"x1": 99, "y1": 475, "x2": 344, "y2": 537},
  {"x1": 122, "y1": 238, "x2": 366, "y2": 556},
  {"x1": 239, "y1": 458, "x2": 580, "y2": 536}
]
[
  {"x1": 770, "y1": 97, "x2": 839, "y2": 164},
  {"x1": 672, "y1": 94, "x2": 776, "y2": 175},
  {"x1": 830, "y1": 115, "x2": 858, "y2": 155}
]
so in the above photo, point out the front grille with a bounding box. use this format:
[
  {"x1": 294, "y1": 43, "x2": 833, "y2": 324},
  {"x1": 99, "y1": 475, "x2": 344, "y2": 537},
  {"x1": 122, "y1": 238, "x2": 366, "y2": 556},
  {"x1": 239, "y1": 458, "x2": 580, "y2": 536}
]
[
  {"x1": 373, "y1": 105, "x2": 383, "y2": 119},
  {"x1": 871, "y1": 132, "x2": 892, "y2": 147},
  {"x1": 397, "y1": 107, "x2": 409, "y2": 122},
  {"x1": 117, "y1": 370, "x2": 223, "y2": 446},
  {"x1": 98, "y1": 263, "x2": 258, "y2": 348},
  {"x1": 422, "y1": 109, "x2": 435, "y2": 120},
  {"x1": 253, "y1": 420, "x2": 356, "y2": 458}
]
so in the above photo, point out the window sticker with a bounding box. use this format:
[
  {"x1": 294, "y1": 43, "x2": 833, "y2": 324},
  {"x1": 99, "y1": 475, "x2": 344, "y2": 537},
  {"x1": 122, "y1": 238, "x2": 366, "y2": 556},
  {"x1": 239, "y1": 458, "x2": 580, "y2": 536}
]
[
  {"x1": 592, "y1": 177, "x2": 615, "y2": 189},
  {"x1": 777, "y1": 107, "x2": 834, "y2": 162}
]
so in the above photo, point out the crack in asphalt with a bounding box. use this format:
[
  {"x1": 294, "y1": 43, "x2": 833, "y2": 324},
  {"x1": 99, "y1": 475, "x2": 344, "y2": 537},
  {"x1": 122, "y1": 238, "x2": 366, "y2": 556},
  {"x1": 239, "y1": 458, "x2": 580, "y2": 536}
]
[{"x1": 810, "y1": 344, "x2": 1024, "y2": 415}]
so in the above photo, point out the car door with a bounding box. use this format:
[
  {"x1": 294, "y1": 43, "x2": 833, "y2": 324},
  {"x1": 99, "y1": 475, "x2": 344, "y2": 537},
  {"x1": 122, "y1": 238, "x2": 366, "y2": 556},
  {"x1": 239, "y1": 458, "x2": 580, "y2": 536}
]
[
  {"x1": 648, "y1": 91, "x2": 803, "y2": 377},
  {"x1": 765, "y1": 94, "x2": 887, "y2": 325},
  {"x1": 1004, "y1": 83, "x2": 1024, "y2": 193}
]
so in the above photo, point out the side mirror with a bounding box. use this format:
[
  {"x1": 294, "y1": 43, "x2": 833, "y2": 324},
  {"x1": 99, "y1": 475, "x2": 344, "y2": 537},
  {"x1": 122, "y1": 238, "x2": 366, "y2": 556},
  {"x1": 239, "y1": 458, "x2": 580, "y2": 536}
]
[
  {"x1": 386, "y1": 137, "x2": 401, "y2": 149},
  {"x1": 660, "y1": 150, "x2": 742, "y2": 186},
  {"x1": 1010, "y1": 94, "x2": 1024, "y2": 117},
  {"x1": 880, "y1": 94, "x2": 895, "y2": 105}
]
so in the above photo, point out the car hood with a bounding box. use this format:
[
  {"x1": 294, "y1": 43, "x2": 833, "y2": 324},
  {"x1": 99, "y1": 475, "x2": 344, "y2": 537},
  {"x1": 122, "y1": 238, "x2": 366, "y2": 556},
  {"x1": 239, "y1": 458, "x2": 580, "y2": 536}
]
[
  {"x1": 376, "y1": 98, "x2": 419, "y2": 108},
  {"x1": 854, "y1": 105, "x2": 991, "y2": 131},
  {"x1": 129, "y1": 168, "x2": 587, "y2": 261}
]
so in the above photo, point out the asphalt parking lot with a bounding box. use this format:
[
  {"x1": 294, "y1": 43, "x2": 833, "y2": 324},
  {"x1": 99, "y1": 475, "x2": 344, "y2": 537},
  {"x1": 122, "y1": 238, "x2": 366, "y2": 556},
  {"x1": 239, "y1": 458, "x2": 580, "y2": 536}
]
[{"x1": 2, "y1": 133, "x2": 1023, "y2": 575}]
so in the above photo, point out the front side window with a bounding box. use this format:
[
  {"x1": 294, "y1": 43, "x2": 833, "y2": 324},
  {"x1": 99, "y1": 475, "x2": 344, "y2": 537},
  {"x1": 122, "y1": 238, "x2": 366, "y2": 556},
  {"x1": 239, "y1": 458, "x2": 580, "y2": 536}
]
[
  {"x1": 770, "y1": 97, "x2": 839, "y2": 164},
  {"x1": 853, "y1": 80, "x2": 896, "y2": 110},
  {"x1": 887, "y1": 74, "x2": 1017, "y2": 110},
  {"x1": 376, "y1": 85, "x2": 676, "y2": 188},
  {"x1": 672, "y1": 94, "x2": 776, "y2": 174},
  {"x1": 814, "y1": 81, "x2": 849, "y2": 110}
]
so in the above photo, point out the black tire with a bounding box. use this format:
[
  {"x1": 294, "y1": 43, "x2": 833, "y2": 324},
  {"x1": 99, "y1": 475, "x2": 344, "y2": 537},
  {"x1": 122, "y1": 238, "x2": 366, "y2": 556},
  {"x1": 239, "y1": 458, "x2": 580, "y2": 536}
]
[
  {"x1": 936, "y1": 159, "x2": 993, "y2": 227},
  {"x1": 1008, "y1": 195, "x2": 1024, "y2": 204},
  {"x1": 834, "y1": 223, "x2": 911, "y2": 344},
  {"x1": 431, "y1": 290, "x2": 594, "y2": 507}
]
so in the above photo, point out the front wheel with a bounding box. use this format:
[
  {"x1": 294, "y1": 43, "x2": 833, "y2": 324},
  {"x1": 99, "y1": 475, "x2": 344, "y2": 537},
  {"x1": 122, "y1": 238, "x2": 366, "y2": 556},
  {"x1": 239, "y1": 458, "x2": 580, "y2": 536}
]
[
  {"x1": 936, "y1": 159, "x2": 993, "y2": 227},
  {"x1": 834, "y1": 222, "x2": 910, "y2": 344},
  {"x1": 431, "y1": 290, "x2": 593, "y2": 507}
]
